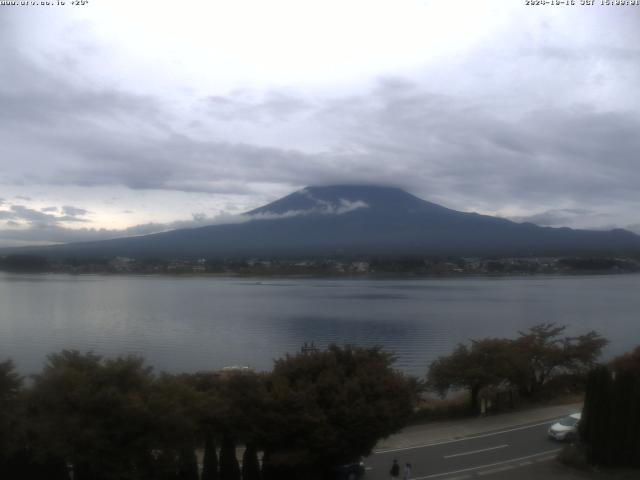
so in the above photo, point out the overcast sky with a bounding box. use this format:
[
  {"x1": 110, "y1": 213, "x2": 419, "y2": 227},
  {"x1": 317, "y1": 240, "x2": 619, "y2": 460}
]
[{"x1": 1, "y1": 0, "x2": 639, "y2": 246}]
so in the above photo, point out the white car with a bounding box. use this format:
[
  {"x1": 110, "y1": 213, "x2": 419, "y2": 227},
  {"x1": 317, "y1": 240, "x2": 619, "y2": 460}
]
[{"x1": 548, "y1": 413, "x2": 581, "y2": 441}]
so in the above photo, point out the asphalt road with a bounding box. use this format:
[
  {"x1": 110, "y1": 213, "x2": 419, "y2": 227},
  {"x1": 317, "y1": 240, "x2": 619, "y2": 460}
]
[{"x1": 365, "y1": 419, "x2": 564, "y2": 479}]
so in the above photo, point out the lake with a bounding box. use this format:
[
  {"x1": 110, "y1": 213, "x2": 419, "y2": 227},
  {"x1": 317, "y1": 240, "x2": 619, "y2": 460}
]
[{"x1": 1, "y1": 272, "x2": 638, "y2": 376}]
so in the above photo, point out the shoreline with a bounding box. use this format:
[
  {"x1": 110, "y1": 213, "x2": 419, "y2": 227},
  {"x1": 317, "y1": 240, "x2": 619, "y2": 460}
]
[{"x1": 2, "y1": 269, "x2": 640, "y2": 280}]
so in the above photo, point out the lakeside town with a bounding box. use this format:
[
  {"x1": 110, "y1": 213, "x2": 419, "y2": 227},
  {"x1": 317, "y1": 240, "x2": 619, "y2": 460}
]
[{"x1": 2, "y1": 254, "x2": 640, "y2": 276}]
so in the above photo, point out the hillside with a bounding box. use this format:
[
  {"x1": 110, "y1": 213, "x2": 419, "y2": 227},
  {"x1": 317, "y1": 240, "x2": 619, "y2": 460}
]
[{"x1": 7, "y1": 185, "x2": 640, "y2": 259}]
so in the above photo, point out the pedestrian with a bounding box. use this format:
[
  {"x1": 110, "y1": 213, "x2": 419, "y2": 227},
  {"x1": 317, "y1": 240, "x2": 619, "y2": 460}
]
[
  {"x1": 403, "y1": 462, "x2": 412, "y2": 480},
  {"x1": 390, "y1": 459, "x2": 400, "y2": 479}
]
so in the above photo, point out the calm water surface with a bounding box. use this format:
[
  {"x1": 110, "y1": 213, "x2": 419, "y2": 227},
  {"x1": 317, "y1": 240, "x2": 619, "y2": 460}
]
[{"x1": 1, "y1": 272, "x2": 639, "y2": 376}]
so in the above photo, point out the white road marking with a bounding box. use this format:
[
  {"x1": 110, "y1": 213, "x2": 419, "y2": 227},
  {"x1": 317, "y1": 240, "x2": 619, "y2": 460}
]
[
  {"x1": 409, "y1": 448, "x2": 561, "y2": 479},
  {"x1": 478, "y1": 465, "x2": 515, "y2": 475},
  {"x1": 375, "y1": 419, "x2": 557, "y2": 454},
  {"x1": 535, "y1": 456, "x2": 555, "y2": 462},
  {"x1": 443, "y1": 444, "x2": 509, "y2": 459}
]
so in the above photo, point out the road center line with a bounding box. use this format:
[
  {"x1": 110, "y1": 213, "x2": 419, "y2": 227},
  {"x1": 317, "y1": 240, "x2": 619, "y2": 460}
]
[
  {"x1": 409, "y1": 448, "x2": 561, "y2": 479},
  {"x1": 443, "y1": 444, "x2": 508, "y2": 459},
  {"x1": 375, "y1": 419, "x2": 557, "y2": 454}
]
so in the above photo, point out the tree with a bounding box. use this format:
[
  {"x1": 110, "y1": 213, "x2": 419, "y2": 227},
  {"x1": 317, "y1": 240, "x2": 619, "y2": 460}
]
[
  {"x1": 215, "y1": 371, "x2": 269, "y2": 442},
  {"x1": 262, "y1": 345, "x2": 416, "y2": 478},
  {"x1": 219, "y1": 435, "x2": 241, "y2": 480},
  {"x1": 511, "y1": 324, "x2": 607, "y2": 397},
  {"x1": 0, "y1": 359, "x2": 22, "y2": 400},
  {"x1": 611, "y1": 345, "x2": 640, "y2": 376},
  {"x1": 148, "y1": 373, "x2": 204, "y2": 480},
  {"x1": 29, "y1": 351, "x2": 158, "y2": 480},
  {"x1": 580, "y1": 365, "x2": 613, "y2": 465},
  {"x1": 201, "y1": 432, "x2": 219, "y2": 480},
  {"x1": 187, "y1": 369, "x2": 266, "y2": 480},
  {"x1": 0, "y1": 360, "x2": 25, "y2": 477},
  {"x1": 580, "y1": 346, "x2": 640, "y2": 468},
  {"x1": 241, "y1": 444, "x2": 261, "y2": 480},
  {"x1": 0, "y1": 254, "x2": 48, "y2": 272},
  {"x1": 177, "y1": 444, "x2": 198, "y2": 480},
  {"x1": 427, "y1": 339, "x2": 515, "y2": 413},
  {"x1": 427, "y1": 325, "x2": 608, "y2": 412}
]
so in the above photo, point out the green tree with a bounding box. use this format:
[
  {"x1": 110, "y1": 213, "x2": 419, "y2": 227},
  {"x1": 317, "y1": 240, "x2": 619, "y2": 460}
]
[
  {"x1": 262, "y1": 345, "x2": 416, "y2": 478},
  {"x1": 215, "y1": 370, "x2": 269, "y2": 445},
  {"x1": 177, "y1": 444, "x2": 198, "y2": 480},
  {"x1": 580, "y1": 346, "x2": 640, "y2": 468},
  {"x1": 580, "y1": 365, "x2": 613, "y2": 465},
  {"x1": 186, "y1": 370, "x2": 264, "y2": 480},
  {"x1": 611, "y1": 345, "x2": 640, "y2": 376},
  {"x1": 148, "y1": 373, "x2": 204, "y2": 480},
  {"x1": 0, "y1": 254, "x2": 48, "y2": 272},
  {"x1": 0, "y1": 359, "x2": 26, "y2": 477},
  {"x1": 219, "y1": 435, "x2": 241, "y2": 480},
  {"x1": 29, "y1": 351, "x2": 157, "y2": 480},
  {"x1": 241, "y1": 444, "x2": 261, "y2": 480},
  {"x1": 427, "y1": 339, "x2": 515, "y2": 413},
  {"x1": 0, "y1": 359, "x2": 22, "y2": 400},
  {"x1": 512, "y1": 324, "x2": 607, "y2": 397},
  {"x1": 201, "y1": 432, "x2": 219, "y2": 480},
  {"x1": 183, "y1": 370, "x2": 224, "y2": 473}
]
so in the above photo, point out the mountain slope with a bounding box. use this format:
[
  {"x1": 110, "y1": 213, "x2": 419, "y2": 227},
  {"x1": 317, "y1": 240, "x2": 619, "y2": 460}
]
[{"x1": 9, "y1": 185, "x2": 640, "y2": 258}]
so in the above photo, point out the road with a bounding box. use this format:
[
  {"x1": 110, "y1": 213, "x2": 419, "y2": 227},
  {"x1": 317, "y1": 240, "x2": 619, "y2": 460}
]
[{"x1": 366, "y1": 419, "x2": 564, "y2": 479}]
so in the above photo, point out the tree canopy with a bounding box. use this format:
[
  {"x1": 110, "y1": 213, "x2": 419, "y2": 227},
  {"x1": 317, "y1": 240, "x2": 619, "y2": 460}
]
[
  {"x1": 427, "y1": 338, "x2": 514, "y2": 413},
  {"x1": 1, "y1": 345, "x2": 416, "y2": 480},
  {"x1": 427, "y1": 324, "x2": 608, "y2": 413},
  {"x1": 580, "y1": 345, "x2": 640, "y2": 468},
  {"x1": 29, "y1": 351, "x2": 158, "y2": 480},
  {"x1": 513, "y1": 323, "x2": 607, "y2": 396},
  {"x1": 262, "y1": 345, "x2": 417, "y2": 478}
]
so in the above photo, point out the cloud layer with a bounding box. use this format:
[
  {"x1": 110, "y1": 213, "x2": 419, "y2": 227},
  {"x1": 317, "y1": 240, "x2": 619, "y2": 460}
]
[{"x1": 2, "y1": 3, "x2": 640, "y2": 246}]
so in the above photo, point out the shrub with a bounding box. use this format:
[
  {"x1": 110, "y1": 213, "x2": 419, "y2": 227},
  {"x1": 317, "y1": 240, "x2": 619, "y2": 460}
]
[{"x1": 557, "y1": 444, "x2": 589, "y2": 470}]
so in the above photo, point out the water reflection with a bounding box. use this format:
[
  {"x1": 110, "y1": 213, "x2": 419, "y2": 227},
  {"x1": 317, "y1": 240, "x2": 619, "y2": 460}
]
[{"x1": 1, "y1": 272, "x2": 638, "y2": 376}]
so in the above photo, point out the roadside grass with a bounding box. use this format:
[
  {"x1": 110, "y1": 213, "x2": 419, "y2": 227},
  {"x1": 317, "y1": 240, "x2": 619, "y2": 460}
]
[
  {"x1": 409, "y1": 392, "x2": 471, "y2": 424},
  {"x1": 518, "y1": 392, "x2": 584, "y2": 409},
  {"x1": 409, "y1": 391, "x2": 584, "y2": 425}
]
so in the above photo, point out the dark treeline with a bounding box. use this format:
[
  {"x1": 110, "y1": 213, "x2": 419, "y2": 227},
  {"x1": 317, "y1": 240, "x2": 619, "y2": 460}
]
[
  {"x1": 0, "y1": 345, "x2": 417, "y2": 480},
  {"x1": 580, "y1": 346, "x2": 640, "y2": 468},
  {"x1": 1, "y1": 330, "x2": 636, "y2": 478},
  {"x1": 0, "y1": 255, "x2": 50, "y2": 273},
  {"x1": 2, "y1": 254, "x2": 640, "y2": 276}
]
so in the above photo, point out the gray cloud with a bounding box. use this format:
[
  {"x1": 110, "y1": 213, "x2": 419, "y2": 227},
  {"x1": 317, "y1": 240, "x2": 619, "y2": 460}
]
[
  {"x1": 0, "y1": 39, "x2": 316, "y2": 196},
  {"x1": 627, "y1": 224, "x2": 640, "y2": 235},
  {"x1": 4, "y1": 69, "x2": 640, "y2": 235},
  {"x1": 0, "y1": 198, "x2": 371, "y2": 247},
  {"x1": 2, "y1": 20, "x2": 639, "y2": 207},
  {"x1": 1, "y1": 7, "x2": 640, "y2": 246},
  {"x1": 206, "y1": 90, "x2": 314, "y2": 123},
  {"x1": 0, "y1": 215, "x2": 215, "y2": 247},
  {"x1": 510, "y1": 209, "x2": 594, "y2": 227},
  {"x1": 61, "y1": 206, "x2": 89, "y2": 217},
  {"x1": 0, "y1": 205, "x2": 88, "y2": 226},
  {"x1": 0, "y1": 210, "x2": 245, "y2": 247},
  {"x1": 296, "y1": 80, "x2": 640, "y2": 217}
]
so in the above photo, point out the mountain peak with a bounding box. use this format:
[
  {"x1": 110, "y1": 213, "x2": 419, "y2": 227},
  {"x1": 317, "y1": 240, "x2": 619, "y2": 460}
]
[
  {"x1": 8, "y1": 185, "x2": 640, "y2": 259},
  {"x1": 246, "y1": 184, "x2": 446, "y2": 216}
]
